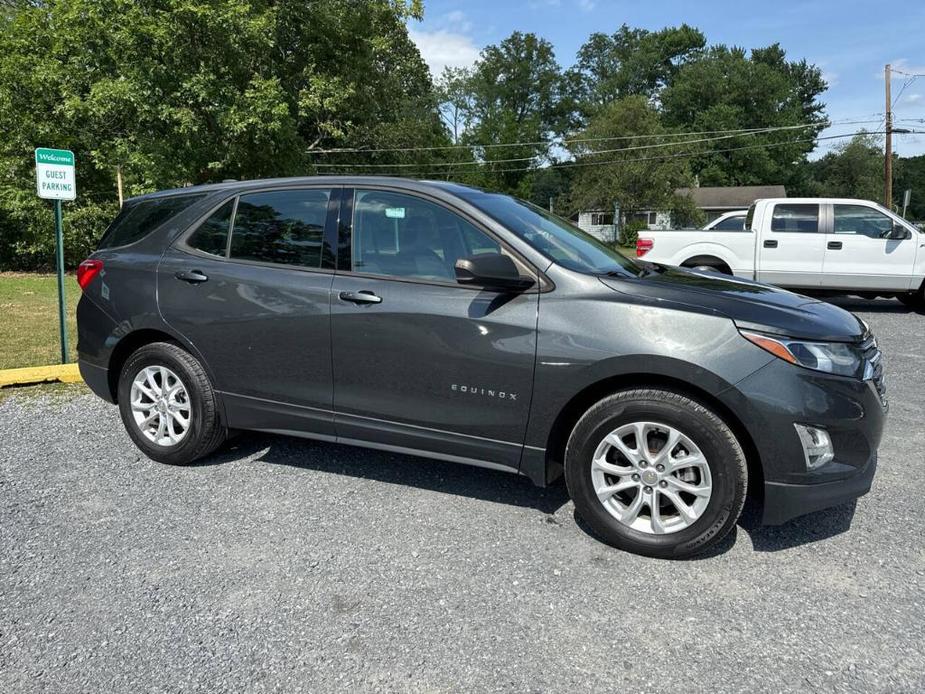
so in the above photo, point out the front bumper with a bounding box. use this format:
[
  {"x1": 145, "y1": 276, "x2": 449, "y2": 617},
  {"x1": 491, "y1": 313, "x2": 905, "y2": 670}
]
[
  {"x1": 762, "y1": 453, "x2": 877, "y2": 525},
  {"x1": 719, "y1": 357, "x2": 886, "y2": 525}
]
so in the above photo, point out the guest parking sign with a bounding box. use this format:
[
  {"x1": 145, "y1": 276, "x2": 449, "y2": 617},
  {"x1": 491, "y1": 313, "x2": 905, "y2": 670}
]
[{"x1": 35, "y1": 147, "x2": 76, "y2": 200}]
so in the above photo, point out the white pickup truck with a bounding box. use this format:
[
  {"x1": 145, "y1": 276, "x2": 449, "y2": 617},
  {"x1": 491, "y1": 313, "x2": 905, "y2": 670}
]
[{"x1": 636, "y1": 197, "x2": 925, "y2": 308}]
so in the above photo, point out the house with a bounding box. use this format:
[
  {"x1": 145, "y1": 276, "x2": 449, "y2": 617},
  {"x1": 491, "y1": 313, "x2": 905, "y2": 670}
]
[
  {"x1": 574, "y1": 185, "x2": 787, "y2": 241},
  {"x1": 676, "y1": 185, "x2": 787, "y2": 224}
]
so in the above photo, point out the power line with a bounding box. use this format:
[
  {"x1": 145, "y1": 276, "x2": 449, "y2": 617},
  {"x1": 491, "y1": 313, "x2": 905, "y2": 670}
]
[
  {"x1": 313, "y1": 122, "x2": 880, "y2": 169},
  {"x1": 892, "y1": 68, "x2": 925, "y2": 78},
  {"x1": 308, "y1": 118, "x2": 879, "y2": 156},
  {"x1": 315, "y1": 130, "x2": 887, "y2": 177}
]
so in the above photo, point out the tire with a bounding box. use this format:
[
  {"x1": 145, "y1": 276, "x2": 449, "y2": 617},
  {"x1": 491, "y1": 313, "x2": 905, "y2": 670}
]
[
  {"x1": 117, "y1": 341, "x2": 226, "y2": 465},
  {"x1": 565, "y1": 388, "x2": 747, "y2": 559},
  {"x1": 898, "y1": 287, "x2": 925, "y2": 311}
]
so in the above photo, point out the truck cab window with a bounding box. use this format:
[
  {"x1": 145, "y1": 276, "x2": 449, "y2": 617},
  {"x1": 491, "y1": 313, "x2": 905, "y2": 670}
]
[{"x1": 770, "y1": 204, "x2": 819, "y2": 233}]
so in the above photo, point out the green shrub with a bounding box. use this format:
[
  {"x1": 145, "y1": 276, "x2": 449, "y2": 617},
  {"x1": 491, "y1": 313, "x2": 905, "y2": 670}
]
[{"x1": 619, "y1": 219, "x2": 648, "y2": 247}]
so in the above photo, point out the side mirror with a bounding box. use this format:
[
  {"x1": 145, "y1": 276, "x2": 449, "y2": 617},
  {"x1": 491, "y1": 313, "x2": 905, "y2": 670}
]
[
  {"x1": 455, "y1": 254, "x2": 534, "y2": 291},
  {"x1": 886, "y1": 223, "x2": 911, "y2": 240}
]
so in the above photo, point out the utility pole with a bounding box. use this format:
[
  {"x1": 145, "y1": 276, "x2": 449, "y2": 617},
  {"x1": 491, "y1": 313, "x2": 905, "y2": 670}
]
[{"x1": 884, "y1": 64, "x2": 893, "y2": 209}]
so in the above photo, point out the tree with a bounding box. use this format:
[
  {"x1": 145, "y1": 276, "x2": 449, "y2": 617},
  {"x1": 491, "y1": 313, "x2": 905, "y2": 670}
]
[
  {"x1": 570, "y1": 24, "x2": 705, "y2": 117},
  {"x1": 660, "y1": 44, "x2": 827, "y2": 189},
  {"x1": 567, "y1": 97, "x2": 697, "y2": 230},
  {"x1": 0, "y1": 0, "x2": 441, "y2": 268},
  {"x1": 895, "y1": 155, "x2": 925, "y2": 220},
  {"x1": 806, "y1": 133, "x2": 883, "y2": 202},
  {"x1": 453, "y1": 32, "x2": 570, "y2": 195}
]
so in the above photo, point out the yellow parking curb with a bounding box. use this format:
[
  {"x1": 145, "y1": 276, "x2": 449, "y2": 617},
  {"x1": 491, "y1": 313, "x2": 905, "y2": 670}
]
[{"x1": 0, "y1": 363, "x2": 83, "y2": 388}]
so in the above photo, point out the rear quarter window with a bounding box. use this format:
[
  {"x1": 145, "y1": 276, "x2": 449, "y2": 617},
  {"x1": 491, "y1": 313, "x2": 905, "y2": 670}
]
[{"x1": 98, "y1": 193, "x2": 205, "y2": 249}]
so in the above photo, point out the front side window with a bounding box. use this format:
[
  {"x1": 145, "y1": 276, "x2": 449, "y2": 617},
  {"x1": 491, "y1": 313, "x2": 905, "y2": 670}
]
[
  {"x1": 99, "y1": 193, "x2": 205, "y2": 249},
  {"x1": 187, "y1": 199, "x2": 234, "y2": 256},
  {"x1": 833, "y1": 204, "x2": 894, "y2": 239},
  {"x1": 770, "y1": 204, "x2": 819, "y2": 233},
  {"x1": 351, "y1": 190, "x2": 501, "y2": 282},
  {"x1": 457, "y1": 190, "x2": 638, "y2": 276},
  {"x1": 229, "y1": 189, "x2": 330, "y2": 268}
]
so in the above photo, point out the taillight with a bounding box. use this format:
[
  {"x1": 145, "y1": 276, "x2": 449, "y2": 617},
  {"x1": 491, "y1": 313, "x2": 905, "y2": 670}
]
[
  {"x1": 76, "y1": 259, "x2": 103, "y2": 290},
  {"x1": 636, "y1": 239, "x2": 653, "y2": 257}
]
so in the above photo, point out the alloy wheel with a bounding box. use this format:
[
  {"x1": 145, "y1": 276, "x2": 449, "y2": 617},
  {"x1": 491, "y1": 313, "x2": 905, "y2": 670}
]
[
  {"x1": 590, "y1": 421, "x2": 712, "y2": 535},
  {"x1": 129, "y1": 365, "x2": 191, "y2": 447}
]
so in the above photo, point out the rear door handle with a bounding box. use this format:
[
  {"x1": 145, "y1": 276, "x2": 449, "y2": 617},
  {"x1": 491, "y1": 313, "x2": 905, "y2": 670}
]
[
  {"x1": 339, "y1": 290, "x2": 382, "y2": 305},
  {"x1": 763, "y1": 240, "x2": 778, "y2": 248},
  {"x1": 827, "y1": 241, "x2": 843, "y2": 250},
  {"x1": 175, "y1": 269, "x2": 209, "y2": 283}
]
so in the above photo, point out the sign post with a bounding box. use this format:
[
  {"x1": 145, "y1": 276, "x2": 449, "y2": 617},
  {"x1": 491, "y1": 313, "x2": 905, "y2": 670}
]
[{"x1": 35, "y1": 148, "x2": 76, "y2": 364}]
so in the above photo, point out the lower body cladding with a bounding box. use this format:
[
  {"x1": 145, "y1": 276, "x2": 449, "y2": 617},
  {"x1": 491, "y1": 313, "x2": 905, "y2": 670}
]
[{"x1": 718, "y1": 358, "x2": 886, "y2": 525}]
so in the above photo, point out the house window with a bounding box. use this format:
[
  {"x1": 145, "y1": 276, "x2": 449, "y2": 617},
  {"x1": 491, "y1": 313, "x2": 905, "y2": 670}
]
[
  {"x1": 629, "y1": 212, "x2": 657, "y2": 226},
  {"x1": 590, "y1": 212, "x2": 614, "y2": 226}
]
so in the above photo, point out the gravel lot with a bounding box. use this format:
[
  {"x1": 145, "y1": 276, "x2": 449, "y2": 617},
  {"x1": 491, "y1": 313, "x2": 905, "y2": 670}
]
[{"x1": 2, "y1": 297, "x2": 924, "y2": 693}]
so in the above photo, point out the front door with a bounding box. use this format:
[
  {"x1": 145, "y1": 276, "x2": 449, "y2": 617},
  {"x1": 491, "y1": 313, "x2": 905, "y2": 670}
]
[
  {"x1": 330, "y1": 188, "x2": 539, "y2": 469},
  {"x1": 822, "y1": 203, "x2": 918, "y2": 291},
  {"x1": 157, "y1": 187, "x2": 338, "y2": 435},
  {"x1": 756, "y1": 202, "x2": 826, "y2": 288}
]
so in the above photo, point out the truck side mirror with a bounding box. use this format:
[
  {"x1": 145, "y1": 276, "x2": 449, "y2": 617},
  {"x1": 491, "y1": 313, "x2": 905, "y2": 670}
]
[{"x1": 886, "y1": 223, "x2": 911, "y2": 240}]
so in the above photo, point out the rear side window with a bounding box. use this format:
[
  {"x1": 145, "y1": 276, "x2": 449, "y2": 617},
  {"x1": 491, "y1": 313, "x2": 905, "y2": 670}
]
[
  {"x1": 98, "y1": 193, "x2": 205, "y2": 249},
  {"x1": 187, "y1": 200, "x2": 234, "y2": 256},
  {"x1": 229, "y1": 189, "x2": 330, "y2": 268},
  {"x1": 770, "y1": 204, "x2": 819, "y2": 233},
  {"x1": 711, "y1": 215, "x2": 746, "y2": 231}
]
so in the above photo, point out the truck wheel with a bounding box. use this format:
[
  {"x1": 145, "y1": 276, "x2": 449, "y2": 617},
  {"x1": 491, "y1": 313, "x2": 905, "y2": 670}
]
[
  {"x1": 898, "y1": 287, "x2": 925, "y2": 312},
  {"x1": 565, "y1": 389, "x2": 747, "y2": 559},
  {"x1": 681, "y1": 258, "x2": 732, "y2": 275},
  {"x1": 117, "y1": 342, "x2": 226, "y2": 465}
]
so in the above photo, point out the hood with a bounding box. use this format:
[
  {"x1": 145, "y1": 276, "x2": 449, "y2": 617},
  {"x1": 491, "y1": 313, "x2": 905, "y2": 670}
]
[{"x1": 600, "y1": 265, "x2": 865, "y2": 342}]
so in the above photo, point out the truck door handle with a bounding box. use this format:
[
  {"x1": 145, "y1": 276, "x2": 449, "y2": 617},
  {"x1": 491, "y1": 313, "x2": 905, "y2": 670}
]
[
  {"x1": 827, "y1": 241, "x2": 843, "y2": 250},
  {"x1": 339, "y1": 290, "x2": 382, "y2": 305},
  {"x1": 763, "y1": 240, "x2": 778, "y2": 248},
  {"x1": 175, "y1": 269, "x2": 209, "y2": 283}
]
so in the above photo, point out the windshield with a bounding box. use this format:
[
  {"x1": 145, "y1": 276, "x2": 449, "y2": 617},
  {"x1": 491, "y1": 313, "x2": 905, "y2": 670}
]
[{"x1": 460, "y1": 191, "x2": 639, "y2": 276}]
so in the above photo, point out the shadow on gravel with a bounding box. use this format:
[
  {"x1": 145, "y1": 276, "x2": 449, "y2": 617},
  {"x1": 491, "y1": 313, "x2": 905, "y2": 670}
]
[
  {"x1": 738, "y1": 498, "x2": 858, "y2": 552},
  {"x1": 812, "y1": 296, "x2": 915, "y2": 314},
  {"x1": 198, "y1": 434, "x2": 859, "y2": 555},
  {"x1": 201, "y1": 432, "x2": 571, "y2": 515}
]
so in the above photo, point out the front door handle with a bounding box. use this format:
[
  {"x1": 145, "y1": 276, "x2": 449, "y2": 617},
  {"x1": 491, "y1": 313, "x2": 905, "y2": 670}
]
[
  {"x1": 763, "y1": 240, "x2": 778, "y2": 248},
  {"x1": 339, "y1": 290, "x2": 382, "y2": 305},
  {"x1": 175, "y1": 269, "x2": 209, "y2": 283},
  {"x1": 827, "y1": 241, "x2": 843, "y2": 250}
]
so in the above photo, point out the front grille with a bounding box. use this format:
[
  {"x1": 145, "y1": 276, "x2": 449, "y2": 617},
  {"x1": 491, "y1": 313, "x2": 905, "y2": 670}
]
[{"x1": 860, "y1": 333, "x2": 886, "y2": 402}]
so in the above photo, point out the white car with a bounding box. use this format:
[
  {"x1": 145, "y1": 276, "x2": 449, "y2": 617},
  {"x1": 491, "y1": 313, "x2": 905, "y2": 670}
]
[{"x1": 636, "y1": 197, "x2": 925, "y2": 308}]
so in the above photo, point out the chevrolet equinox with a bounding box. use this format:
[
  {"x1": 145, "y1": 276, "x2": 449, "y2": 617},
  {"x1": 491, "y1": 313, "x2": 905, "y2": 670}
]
[{"x1": 76, "y1": 177, "x2": 886, "y2": 558}]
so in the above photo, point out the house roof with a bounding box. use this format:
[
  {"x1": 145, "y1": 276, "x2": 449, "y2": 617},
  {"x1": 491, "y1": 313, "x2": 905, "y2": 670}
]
[{"x1": 675, "y1": 185, "x2": 787, "y2": 209}]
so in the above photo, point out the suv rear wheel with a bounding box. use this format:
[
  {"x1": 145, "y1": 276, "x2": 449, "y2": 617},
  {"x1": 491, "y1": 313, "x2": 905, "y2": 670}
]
[
  {"x1": 565, "y1": 388, "x2": 747, "y2": 559},
  {"x1": 117, "y1": 342, "x2": 226, "y2": 465}
]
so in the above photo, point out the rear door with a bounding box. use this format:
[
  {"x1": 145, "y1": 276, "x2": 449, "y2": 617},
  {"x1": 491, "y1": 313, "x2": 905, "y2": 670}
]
[
  {"x1": 756, "y1": 202, "x2": 826, "y2": 287},
  {"x1": 329, "y1": 187, "x2": 539, "y2": 469},
  {"x1": 822, "y1": 203, "x2": 918, "y2": 290},
  {"x1": 157, "y1": 186, "x2": 339, "y2": 435}
]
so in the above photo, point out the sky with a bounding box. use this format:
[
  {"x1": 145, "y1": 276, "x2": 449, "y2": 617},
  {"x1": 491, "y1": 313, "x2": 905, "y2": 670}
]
[{"x1": 408, "y1": 0, "x2": 925, "y2": 157}]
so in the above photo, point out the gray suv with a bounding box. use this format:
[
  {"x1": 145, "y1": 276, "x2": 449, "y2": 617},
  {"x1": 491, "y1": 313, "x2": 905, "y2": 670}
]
[{"x1": 76, "y1": 177, "x2": 886, "y2": 558}]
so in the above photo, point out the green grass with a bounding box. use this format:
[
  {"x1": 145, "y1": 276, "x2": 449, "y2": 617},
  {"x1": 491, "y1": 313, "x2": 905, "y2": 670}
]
[{"x1": 0, "y1": 272, "x2": 78, "y2": 369}]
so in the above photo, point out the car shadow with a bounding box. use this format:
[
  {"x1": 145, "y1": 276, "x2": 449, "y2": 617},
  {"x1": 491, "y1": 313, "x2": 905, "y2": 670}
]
[
  {"x1": 812, "y1": 295, "x2": 915, "y2": 314},
  {"x1": 200, "y1": 432, "x2": 571, "y2": 515},
  {"x1": 197, "y1": 433, "x2": 859, "y2": 557},
  {"x1": 737, "y1": 498, "x2": 858, "y2": 552}
]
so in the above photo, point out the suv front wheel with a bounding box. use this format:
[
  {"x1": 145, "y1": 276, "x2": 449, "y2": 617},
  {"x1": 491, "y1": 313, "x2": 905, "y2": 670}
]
[
  {"x1": 565, "y1": 388, "x2": 747, "y2": 559},
  {"x1": 117, "y1": 341, "x2": 226, "y2": 465}
]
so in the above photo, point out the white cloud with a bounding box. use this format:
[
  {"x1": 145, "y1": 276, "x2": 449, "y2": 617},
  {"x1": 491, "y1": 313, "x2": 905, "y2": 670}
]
[
  {"x1": 821, "y1": 71, "x2": 839, "y2": 88},
  {"x1": 577, "y1": 0, "x2": 596, "y2": 10},
  {"x1": 902, "y1": 93, "x2": 922, "y2": 104},
  {"x1": 410, "y1": 28, "x2": 481, "y2": 77}
]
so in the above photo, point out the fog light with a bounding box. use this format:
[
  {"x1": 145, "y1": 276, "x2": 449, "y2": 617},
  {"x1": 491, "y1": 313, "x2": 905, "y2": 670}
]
[{"x1": 794, "y1": 424, "x2": 834, "y2": 470}]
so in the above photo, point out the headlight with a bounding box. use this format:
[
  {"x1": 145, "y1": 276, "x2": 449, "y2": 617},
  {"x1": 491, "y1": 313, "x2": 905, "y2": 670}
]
[{"x1": 740, "y1": 330, "x2": 864, "y2": 378}]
